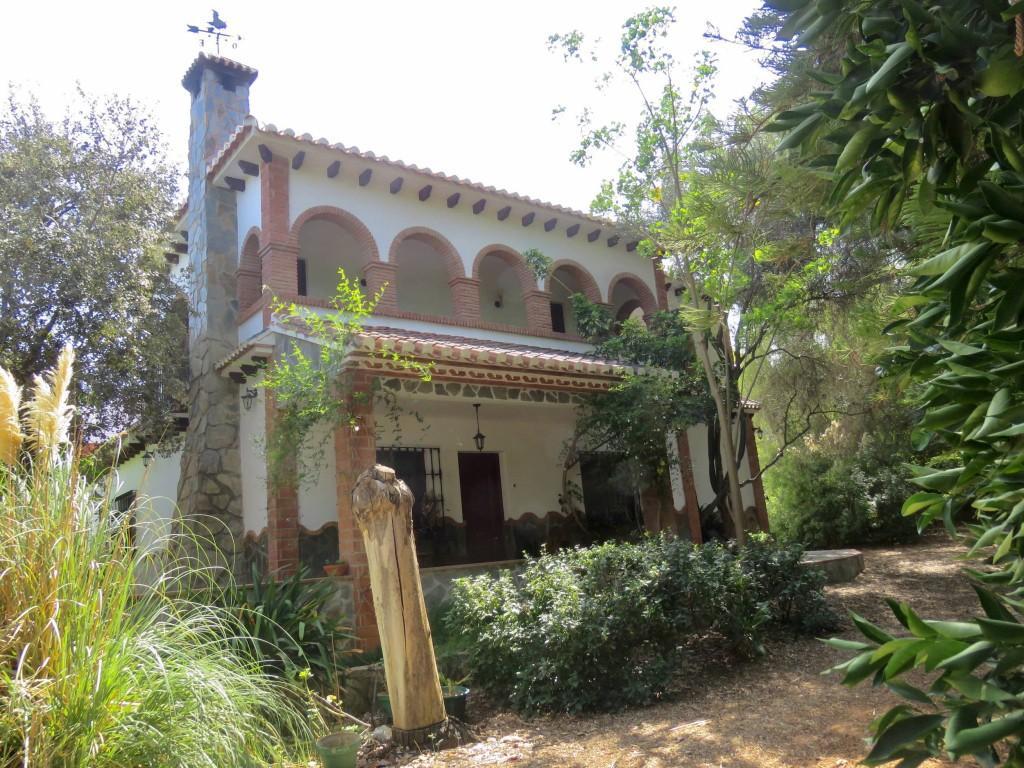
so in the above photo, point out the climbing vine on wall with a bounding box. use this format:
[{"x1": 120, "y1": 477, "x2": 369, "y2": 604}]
[{"x1": 260, "y1": 270, "x2": 432, "y2": 488}]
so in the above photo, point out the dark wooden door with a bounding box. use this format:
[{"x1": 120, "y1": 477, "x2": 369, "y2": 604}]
[{"x1": 458, "y1": 452, "x2": 506, "y2": 562}]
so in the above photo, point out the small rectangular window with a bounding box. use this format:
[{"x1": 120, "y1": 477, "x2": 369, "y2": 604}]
[
  {"x1": 297, "y1": 259, "x2": 308, "y2": 296},
  {"x1": 550, "y1": 302, "x2": 566, "y2": 333}
]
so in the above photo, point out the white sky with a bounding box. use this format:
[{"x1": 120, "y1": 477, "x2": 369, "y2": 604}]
[{"x1": 3, "y1": 0, "x2": 770, "y2": 212}]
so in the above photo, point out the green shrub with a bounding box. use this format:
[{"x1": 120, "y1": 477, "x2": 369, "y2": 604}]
[
  {"x1": 443, "y1": 536, "x2": 836, "y2": 713},
  {"x1": 767, "y1": 438, "x2": 921, "y2": 548},
  {"x1": 767, "y1": 448, "x2": 872, "y2": 547},
  {"x1": 221, "y1": 565, "x2": 352, "y2": 688}
]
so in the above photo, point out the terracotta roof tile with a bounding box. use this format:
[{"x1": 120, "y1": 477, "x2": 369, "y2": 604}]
[{"x1": 205, "y1": 118, "x2": 618, "y2": 229}]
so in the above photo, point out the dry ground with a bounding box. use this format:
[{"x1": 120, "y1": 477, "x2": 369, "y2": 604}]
[{"x1": 386, "y1": 535, "x2": 974, "y2": 768}]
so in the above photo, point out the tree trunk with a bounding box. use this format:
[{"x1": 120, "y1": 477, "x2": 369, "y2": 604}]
[
  {"x1": 351, "y1": 464, "x2": 447, "y2": 746},
  {"x1": 691, "y1": 330, "x2": 746, "y2": 545}
]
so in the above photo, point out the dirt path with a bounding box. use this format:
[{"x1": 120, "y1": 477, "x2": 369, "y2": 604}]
[{"x1": 391, "y1": 535, "x2": 973, "y2": 768}]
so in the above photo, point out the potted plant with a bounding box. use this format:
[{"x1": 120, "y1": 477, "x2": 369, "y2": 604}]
[
  {"x1": 314, "y1": 728, "x2": 361, "y2": 768},
  {"x1": 376, "y1": 674, "x2": 470, "y2": 723},
  {"x1": 440, "y1": 673, "x2": 471, "y2": 721},
  {"x1": 303, "y1": 671, "x2": 367, "y2": 768},
  {"x1": 322, "y1": 560, "x2": 350, "y2": 578}
]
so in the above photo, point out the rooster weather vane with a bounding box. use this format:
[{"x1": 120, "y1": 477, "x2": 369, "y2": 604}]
[{"x1": 187, "y1": 10, "x2": 242, "y2": 55}]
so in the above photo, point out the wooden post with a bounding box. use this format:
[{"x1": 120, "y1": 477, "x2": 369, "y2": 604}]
[{"x1": 351, "y1": 464, "x2": 447, "y2": 745}]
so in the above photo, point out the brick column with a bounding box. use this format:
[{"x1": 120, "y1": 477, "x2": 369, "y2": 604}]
[
  {"x1": 653, "y1": 260, "x2": 669, "y2": 311},
  {"x1": 334, "y1": 370, "x2": 379, "y2": 647},
  {"x1": 260, "y1": 154, "x2": 298, "y2": 297},
  {"x1": 745, "y1": 413, "x2": 769, "y2": 533},
  {"x1": 449, "y1": 277, "x2": 481, "y2": 323},
  {"x1": 362, "y1": 262, "x2": 398, "y2": 312},
  {"x1": 677, "y1": 430, "x2": 702, "y2": 543},
  {"x1": 265, "y1": 392, "x2": 300, "y2": 574},
  {"x1": 523, "y1": 289, "x2": 553, "y2": 333}
]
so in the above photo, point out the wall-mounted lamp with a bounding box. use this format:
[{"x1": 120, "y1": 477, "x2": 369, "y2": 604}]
[
  {"x1": 472, "y1": 403, "x2": 486, "y2": 452},
  {"x1": 142, "y1": 450, "x2": 154, "y2": 468},
  {"x1": 241, "y1": 386, "x2": 258, "y2": 411}
]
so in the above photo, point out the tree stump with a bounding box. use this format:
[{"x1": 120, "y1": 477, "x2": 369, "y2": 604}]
[{"x1": 352, "y1": 464, "x2": 447, "y2": 747}]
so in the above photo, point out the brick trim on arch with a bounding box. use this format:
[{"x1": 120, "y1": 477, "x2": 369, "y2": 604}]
[
  {"x1": 471, "y1": 244, "x2": 538, "y2": 295},
  {"x1": 545, "y1": 259, "x2": 603, "y2": 304},
  {"x1": 237, "y1": 227, "x2": 263, "y2": 312},
  {"x1": 287, "y1": 205, "x2": 381, "y2": 262},
  {"x1": 387, "y1": 226, "x2": 466, "y2": 280},
  {"x1": 608, "y1": 272, "x2": 659, "y2": 316}
]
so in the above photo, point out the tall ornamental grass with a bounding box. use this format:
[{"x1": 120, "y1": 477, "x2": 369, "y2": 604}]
[{"x1": 0, "y1": 345, "x2": 312, "y2": 767}]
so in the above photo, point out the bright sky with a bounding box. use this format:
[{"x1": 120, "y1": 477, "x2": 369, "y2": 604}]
[{"x1": 4, "y1": 0, "x2": 770, "y2": 212}]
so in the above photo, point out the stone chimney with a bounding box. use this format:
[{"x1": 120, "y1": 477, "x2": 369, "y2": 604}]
[{"x1": 176, "y1": 54, "x2": 258, "y2": 574}]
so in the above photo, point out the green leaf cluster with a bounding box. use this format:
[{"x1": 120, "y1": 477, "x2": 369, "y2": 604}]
[
  {"x1": 443, "y1": 534, "x2": 836, "y2": 713},
  {"x1": 261, "y1": 270, "x2": 432, "y2": 487},
  {"x1": 770, "y1": 0, "x2": 1024, "y2": 761}
]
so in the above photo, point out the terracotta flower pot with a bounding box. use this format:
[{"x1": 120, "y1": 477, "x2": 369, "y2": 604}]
[{"x1": 323, "y1": 561, "x2": 349, "y2": 578}]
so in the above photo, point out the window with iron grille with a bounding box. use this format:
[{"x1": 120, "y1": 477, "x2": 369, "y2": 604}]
[{"x1": 375, "y1": 446, "x2": 451, "y2": 565}]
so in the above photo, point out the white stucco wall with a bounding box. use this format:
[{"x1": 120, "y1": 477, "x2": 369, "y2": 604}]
[
  {"x1": 234, "y1": 180, "x2": 262, "y2": 256},
  {"x1": 112, "y1": 448, "x2": 182, "y2": 564},
  {"x1": 373, "y1": 394, "x2": 580, "y2": 523},
  {"x1": 686, "y1": 422, "x2": 755, "y2": 511},
  {"x1": 297, "y1": 421, "x2": 338, "y2": 530},
  {"x1": 239, "y1": 385, "x2": 268, "y2": 534},
  {"x1": 286, "y1": 164, "x2": 657, "y2": 304}
]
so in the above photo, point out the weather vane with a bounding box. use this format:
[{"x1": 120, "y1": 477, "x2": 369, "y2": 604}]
[{"x1": 186, "y1": 10, "x2": 242, "y2": 55}]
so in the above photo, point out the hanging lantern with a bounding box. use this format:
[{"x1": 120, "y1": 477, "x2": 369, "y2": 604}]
[{"x1": 472, "y1": 403, "x2": 486, "y2": 452}]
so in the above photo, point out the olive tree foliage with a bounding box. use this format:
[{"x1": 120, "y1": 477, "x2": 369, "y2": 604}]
[
  {"x1": 770, "y1": 0, "x2": 1024, "y2": 762},
  {"x1": 0, "y1": 91, "x2": 186, "y2": 440},
  {"x1": 549, "y1": 8, "x2": 896, "y2": 540}
]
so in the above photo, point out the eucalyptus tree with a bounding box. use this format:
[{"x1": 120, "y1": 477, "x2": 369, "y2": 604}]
[
  {"x1": 550, "y1": 8, "x2": 895, "y2": 540},
  {"x1": 769, "y1": 0, "x2": 1024, "y2": 761}
]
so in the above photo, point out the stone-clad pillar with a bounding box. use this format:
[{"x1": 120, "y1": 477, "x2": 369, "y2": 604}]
[{"x1": 176, "y1": 55, "x2": 258, "y2": 576}]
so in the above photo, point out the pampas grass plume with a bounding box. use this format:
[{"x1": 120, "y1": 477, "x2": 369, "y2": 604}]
[
  {"x1": 26, "y1": 343, "x2": 75, "y2": 464},
  {"x1": 0, "y1": 367, "x2": 23, "y2": 465}
]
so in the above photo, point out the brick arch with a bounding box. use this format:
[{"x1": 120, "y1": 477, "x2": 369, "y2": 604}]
[
  {"x1": 238, "y1": 227, "x2": 262, "y2": 312},
  {"x1": 288, "y1": 205, "x2": 381, "y2": 263},
  {"x1": 608, "y1": 272, "x2": 658, "y2": 317},
  {"x1": 387, "y1": 226, "x2": 465, "y2": 280},
  {"x1": 471, "y1": 244, "x2": 537, "y2": 294},
  {"x1": 545, "y1": 259, "x2": 603, "y2": 304}
]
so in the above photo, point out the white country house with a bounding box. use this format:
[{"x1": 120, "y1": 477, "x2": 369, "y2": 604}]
[{"x1": 116, "y1": 53, "x2": 768, "y2": 645}]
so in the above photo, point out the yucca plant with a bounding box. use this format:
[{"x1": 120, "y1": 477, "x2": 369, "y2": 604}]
[{"x1": 0, "y1": 345, "x2": 314, "y2": 767}]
